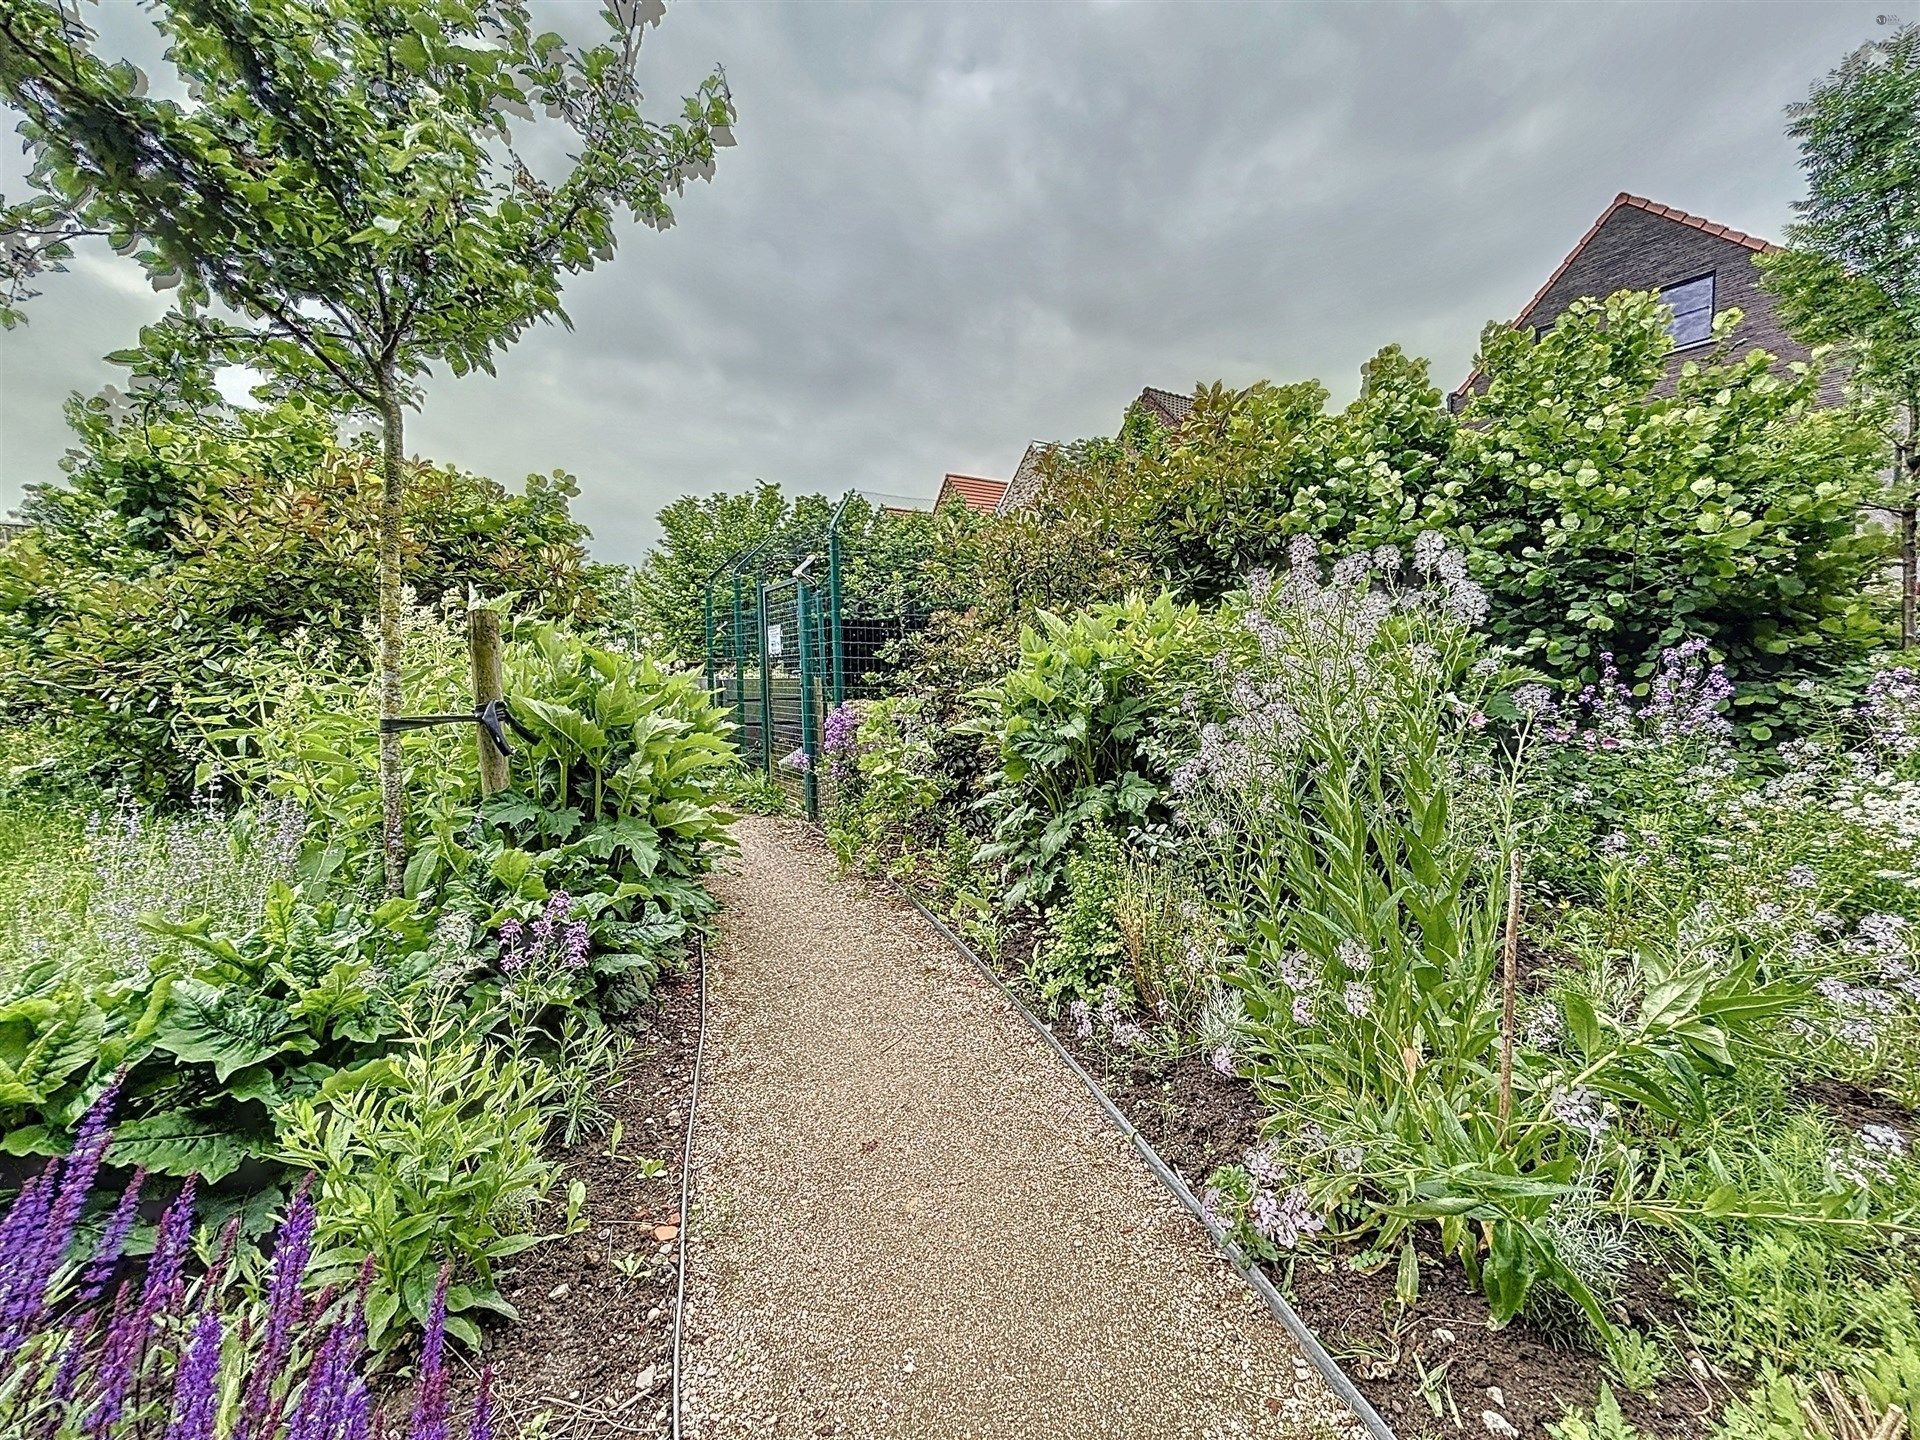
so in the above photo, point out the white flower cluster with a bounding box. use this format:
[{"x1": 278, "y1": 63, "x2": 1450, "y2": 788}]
[{"x1": 1830, "y1": 1123, "x2": 1909, "y2": 1187}]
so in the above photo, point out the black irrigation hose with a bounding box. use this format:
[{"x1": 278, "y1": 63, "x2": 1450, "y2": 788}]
[
  {"x1": 900, "y1": 891, "x2": 1401, "y2": 1440},
  {"x1": 669, "y1": 930, "x2": 710, "y2": 1440}
]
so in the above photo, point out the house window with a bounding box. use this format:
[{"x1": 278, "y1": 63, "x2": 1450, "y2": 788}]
[{"x1": 1661, "y1": 274, "x2": 1715, "y2": 348}]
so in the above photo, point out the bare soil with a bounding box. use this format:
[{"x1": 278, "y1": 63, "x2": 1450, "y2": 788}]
[{"x1": 446, "y1": 970, "x2": 702, "y2": 1440}]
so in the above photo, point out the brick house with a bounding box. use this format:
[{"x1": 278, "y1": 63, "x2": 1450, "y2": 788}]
[
  {"x1": 993, "y1": 386, "x2": 1194, "y2": 517},
  {"x1": 1449, "y1": 192, "x2": 1826, "y2": 411},
  {"x1": 935, "y1": 471, "x2": 1008, "y2": 514}
]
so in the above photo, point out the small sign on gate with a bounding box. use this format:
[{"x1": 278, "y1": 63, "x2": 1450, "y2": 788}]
[{"x1": 767, "y1": 623, "x2": 784, "y2": 656}]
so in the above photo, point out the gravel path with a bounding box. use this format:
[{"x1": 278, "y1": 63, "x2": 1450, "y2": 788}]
[{"x1": 680, "y1": 817, "x2": 1363, "y2": 1440}]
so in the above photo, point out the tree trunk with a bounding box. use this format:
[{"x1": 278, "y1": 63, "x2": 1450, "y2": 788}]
[
  {"x1": 1904, "y1": 503, "x2": 1916, "y2": 650},
  {"x1": 376, "y1": 372, "x2": 408, "y2": 897}
]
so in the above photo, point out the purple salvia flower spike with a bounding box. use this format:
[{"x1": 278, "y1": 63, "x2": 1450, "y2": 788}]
[
  {"x1": 241, "y1": 1184, "x2": 318, "y2": 1440},
  {"x1": 470, "y1": 1365, "x2": 495, "y2": 1440},
  {"x1": 0, "y1": 1088, "x2": 117, "y2": 1355},
  {"x1": 0, "y1": 1169, "x2": 54, "y2": 1350},
  {"x1": 164, "y1": 1307, "x2": 224, "y2": 1440},
  {"x1": 409, "y1": 1265, "x2": 453, "y2": 1440},
  {"x1": 79, "y1": 1168, "x2": 145, "y2": 1305},
  {"x1": 92, "y1": 1177, "x2": 197, "y2": 1437}
]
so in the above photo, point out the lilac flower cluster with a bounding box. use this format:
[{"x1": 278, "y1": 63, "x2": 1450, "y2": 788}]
[
  {"x1": 1519, "y1": 641, "x2": 1733, "y2": 750},
  {"x1": 1237, "y1": 1139, "x2": 1323, "y2": 1250},
  {"x1": 64, "y1": 793, "x2": 306, "y2": 978},
  {"x1": 1064, "y1": 987, "x2": 1152, "y2": 1049},
  {"x1": 1829, "y1": 1122, "x2": 1910, "y2": 1187},
  {"x1": 1863, "y1": 667, "x2": 1920, "y2": 759},
  {"x1": 780, "y1": 747, "x2": 812, "y2": 774},
  {"x1": 0, "y1": 1093, "x2": 492, "y2": 1440},
  {"x1": 1171, "y1": 534, "x2": 1486, "y2": 807},
  {"x1": 498, "y1": 891, "x2": 589, "y2": 975},
  {"x1": 1095, "y1": 986, "x2": 1149, "y2": 1048},
  {"x1": 1547, "y1": 1085, "x2": 1612, "y2": 1142},
  {"x1": 822, "y1": 701, "x2": 863, "y2": 783}
]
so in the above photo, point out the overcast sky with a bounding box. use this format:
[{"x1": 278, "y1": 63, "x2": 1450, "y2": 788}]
[{"x1": 0, "y1": 0, "x2": 1888, "y2": 563}]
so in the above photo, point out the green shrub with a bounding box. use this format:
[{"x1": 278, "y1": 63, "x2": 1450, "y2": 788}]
[
  {"x1": 426, "y1": 624, "x2": 737, "y2": 1013},
  {"x1": 826, "y1": 695, "x2": 950, "y2": 877},
  {"x1": 965, "y1": 591, "x2": 1205, "y2": 911},
  {"x1": 0, "y1": 395, "x2": 598, "y2": 798},
  {"x1": 1450, "y1": 292, "x2": 1891, "y2": 739},
  {"x1": 275, "y1": 995, "x2": 562, "y2": 1354},
  {"x1": 1029, "y1": 831, "x2": 1127, "y2": 1006}
]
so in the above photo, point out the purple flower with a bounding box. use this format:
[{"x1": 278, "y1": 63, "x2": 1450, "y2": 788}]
[
  {"x1": 165, "y1": 1307, "x2": 224, "y2": 1440},
  {"x1": 2, "y1": 1082, "x2": 120, "y2": 1349},
  {"x1": 823, "y1": 702, "x2": 863, "y2": 782},
  {"x1": 498, "y1": 892, "x2": 591, "y2": 975},
  {"x1": 77, "y1": 1169, "x2": 145, "y2": 1306},
  {"x1": 781, "y1": 747, "x2": 812, "y2": 774},
  {"x1": 242, "y1": 1182, "x2": 318, "y2": 1436},
  {"x1": 1067, "y1": 999, "x2": 1092, "y2": 1040},
  {"x1": 469, "y1": 1365, "x2": 496, "y2": 1440},
  {"x1": 1209, "y1": 1044, "x2": 1237, "y2": 1077},
  {"x1": 410, "y1": 1266, "x2": 454, "y2": 1440},
  {"x1": 1249, "y1": 1185, "x2": 1324, "y2": 1249}
]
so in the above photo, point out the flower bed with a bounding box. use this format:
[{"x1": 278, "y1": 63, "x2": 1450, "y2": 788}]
[{"x1": 829, "y1": 534, "x2": 1920, "y2": 1439}]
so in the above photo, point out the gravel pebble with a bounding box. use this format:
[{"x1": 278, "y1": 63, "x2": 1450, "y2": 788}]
[{"x1": 681, "y1": 818, "x2": 1363, "y2": 1439}]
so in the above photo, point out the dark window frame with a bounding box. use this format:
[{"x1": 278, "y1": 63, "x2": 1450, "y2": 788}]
[{"x1": 1660, "y1": 271, "x2": 1716, "y2": 350}]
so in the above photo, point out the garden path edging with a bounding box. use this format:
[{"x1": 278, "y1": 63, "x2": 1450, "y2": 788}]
[
  {"x1": 669, "y1": 931, "x2": 711, "y2": 1440},
  {"x1": 897, "y1": 891, "x2": 1398, "y2": 1440}
]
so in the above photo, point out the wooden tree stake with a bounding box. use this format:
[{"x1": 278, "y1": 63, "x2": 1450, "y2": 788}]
[
  {"x1": 1498, "y1": 847, "x2": 1522, "y2": 1134},
  {"x1": 470, "y1": 605, "x2": 510, "y2": 796}
]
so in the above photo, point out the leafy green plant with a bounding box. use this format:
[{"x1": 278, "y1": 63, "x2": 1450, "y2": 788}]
[
  {"x1": 0, "y1": 878, "x2": 442, "y2": 1181},
  {"x1": 1547, "y1": 1385, "x2": 1644, "y2": 1440},
  {"x1": 0, "y1": 395, "x2": 597, "y2": 800},
  {"x1": 1182, "y1": 537, "x2": 1817, "y2": 1341},
  {"x1": 1029, "y1": 831, "x2": 1127, "y2": 1006},
  {"x1": 426, "y1": 625, "x2": 736, "y2": 1012},
  {"x1": 965, "y1": 591, "x2": 1204, "y2": 910},
  {"x1": 275, "y1": 995, "x2": 560, "y2": 1355},
  {"x1": 1451, "y1": 292, "x2": 1891, "y2": 739},
  {"x1": 826, "y1": 696, "x2": 951, "y2": 879}
]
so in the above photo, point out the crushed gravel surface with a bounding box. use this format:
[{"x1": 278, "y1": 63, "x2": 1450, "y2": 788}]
[{"x1": 681, "y1": 818, "x2": 1364, "y2": 1439}]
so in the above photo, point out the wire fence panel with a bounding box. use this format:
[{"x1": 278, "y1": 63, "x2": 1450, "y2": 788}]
[{"x1": 702, "y1": 496, "x2": 938, "y2": 819}]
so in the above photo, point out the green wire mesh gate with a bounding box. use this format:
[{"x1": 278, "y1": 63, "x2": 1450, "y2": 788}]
[{"x1": 702, "y1": 494, "x2": 933, "y2": 818}]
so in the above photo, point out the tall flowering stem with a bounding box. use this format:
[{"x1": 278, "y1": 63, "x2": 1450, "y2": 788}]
[
  {"x1": 0, "y1": 1093, "x2": 494, "y2": 1439},
  {"x1": 1173, "y1": 534, "x2": 1519, "y2": 1101}
]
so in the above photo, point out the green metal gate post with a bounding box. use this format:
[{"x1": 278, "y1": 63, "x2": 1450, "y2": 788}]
[
  {"x1": 729, "y1": 571, "x2": 747, "y2": 733},
  {"x1": 796, "y1": 581, "x2": 820, "y2": 819},
  {"x1": 702, "y1": 584, "x2": 715, "y2": 700},
  {"x1": 826, "y1": 495, "x2": 848, "y2": 707},
  {"x1": 756, "y1": 577, "x2": 773, "y2": 776}
]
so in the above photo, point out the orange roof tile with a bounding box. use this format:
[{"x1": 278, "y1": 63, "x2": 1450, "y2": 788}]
[{"x1": 936, "y1": 472, "x2": 1009, "y2": 514}]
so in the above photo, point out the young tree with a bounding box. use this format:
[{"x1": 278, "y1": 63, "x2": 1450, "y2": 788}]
[
  {"x1": 1761, "y1": 18, "x2": 1920, "y2": 643},
  {"x1": 633, "y1": 482, "x2": 794, "y2": 661},
  {"x1": 0, "y1": 0, "x2": 734, "y2": 891}
]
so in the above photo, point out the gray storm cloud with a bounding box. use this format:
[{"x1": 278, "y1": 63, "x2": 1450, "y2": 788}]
[{"x1": 0, "y1": 0, "x2": 1886, "y2": 562}]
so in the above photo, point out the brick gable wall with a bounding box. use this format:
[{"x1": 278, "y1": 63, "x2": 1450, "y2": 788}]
[{"x1": 1516, "y1": 206, "x2": 1814, "y2": 397}]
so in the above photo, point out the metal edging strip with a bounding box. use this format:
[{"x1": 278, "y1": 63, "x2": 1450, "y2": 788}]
[
  {"x1": 900, "y1": 891, "x2": 1400, "y2": 1440},
  {"x1": 669, "y1": 930, "x2": 710, "y2": 1440}
]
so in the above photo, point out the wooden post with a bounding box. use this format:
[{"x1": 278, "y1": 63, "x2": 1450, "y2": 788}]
[
  {"x1": 469, "y1": 606, "x2": 510, "y2": 796},
  {"x1": 1498, "y1": 847, "x2": 1521, "y2": 1135}
]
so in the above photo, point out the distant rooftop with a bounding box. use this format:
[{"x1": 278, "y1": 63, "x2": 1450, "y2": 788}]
[{"x1": 936, "y1": 472, "x2": 1009, "y2": 514}]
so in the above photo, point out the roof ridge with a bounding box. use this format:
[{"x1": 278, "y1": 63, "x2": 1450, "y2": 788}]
[{"x1": 1449, "y1": 193, "x2": 1778, "y2": 400}]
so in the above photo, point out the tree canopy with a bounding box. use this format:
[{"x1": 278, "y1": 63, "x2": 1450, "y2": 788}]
[{"x1": 0, "y1": 0, "x2": 735, "y2": 888}]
